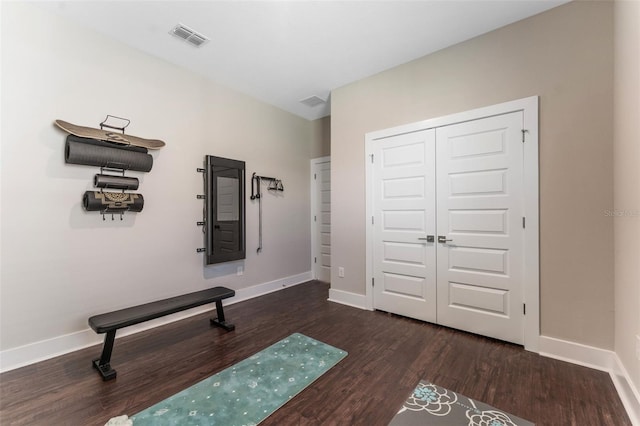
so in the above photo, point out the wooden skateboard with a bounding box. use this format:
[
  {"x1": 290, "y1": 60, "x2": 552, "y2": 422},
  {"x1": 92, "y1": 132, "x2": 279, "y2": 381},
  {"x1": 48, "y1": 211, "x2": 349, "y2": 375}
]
[{"x1": 55, "y1": 120, "x2": 165, "y2": 150}]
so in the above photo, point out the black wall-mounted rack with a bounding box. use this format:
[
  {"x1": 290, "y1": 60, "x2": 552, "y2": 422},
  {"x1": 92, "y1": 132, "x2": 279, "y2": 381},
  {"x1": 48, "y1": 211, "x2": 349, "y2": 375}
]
[
  {"x1": 197, "y1": 156, "x2": 246, "y2": 264},
  {"x1": 60, "y1": 115, "x2": 154, "y2": 221},
  {"x1": 250, "y1": 172, "x2": 284, "y2": 253}
]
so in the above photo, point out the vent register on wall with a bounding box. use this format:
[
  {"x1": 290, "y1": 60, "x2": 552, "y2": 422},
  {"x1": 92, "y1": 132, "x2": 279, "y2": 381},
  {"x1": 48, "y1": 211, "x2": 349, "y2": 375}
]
[{"x1": 55, "y1": 116, "x2": 165, "y2": 220}]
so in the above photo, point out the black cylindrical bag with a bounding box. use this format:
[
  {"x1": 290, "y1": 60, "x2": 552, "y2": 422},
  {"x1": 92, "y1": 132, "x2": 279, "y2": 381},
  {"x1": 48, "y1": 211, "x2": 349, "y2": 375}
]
[
  {"x1": 66, "y1": 135, "x2": 153, "y2": 172},
  {"x1": 94, "y1": 174, "x2": 139, "y2": 190},
  {"x1": 83, "y1": 191, "x2": 144, "y2": 213}
]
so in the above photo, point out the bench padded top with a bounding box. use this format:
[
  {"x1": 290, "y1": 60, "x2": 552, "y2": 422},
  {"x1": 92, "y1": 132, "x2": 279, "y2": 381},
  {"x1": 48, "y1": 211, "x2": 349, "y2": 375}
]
[{"x1": 88, "y1": 287, "x2": 235, "y2": 333}]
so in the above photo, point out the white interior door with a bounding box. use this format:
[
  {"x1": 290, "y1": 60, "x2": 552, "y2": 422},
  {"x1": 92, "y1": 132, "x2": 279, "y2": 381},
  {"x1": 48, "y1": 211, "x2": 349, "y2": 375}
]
[
  {"x1": 369, "y1": 112, "x2": 526, "y2": 345},
  {"x1": 372, "y1": 130, "x2": 437, "y2": 322},
  {"x1": 436, "y1": 112, "x2": 524, "y2": 344},
  {"x1": 312, "y1": 159, "x2": 331, "y2": 282}
]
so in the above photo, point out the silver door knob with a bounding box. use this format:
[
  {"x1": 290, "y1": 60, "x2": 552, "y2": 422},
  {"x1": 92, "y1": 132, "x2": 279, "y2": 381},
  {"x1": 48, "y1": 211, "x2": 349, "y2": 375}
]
[
  {"x1": 438, "y1": 236, "x2": 453, "y2": 243},
  {"x1": 418, "y1": 235, "x2": 435, "y2": 242}
]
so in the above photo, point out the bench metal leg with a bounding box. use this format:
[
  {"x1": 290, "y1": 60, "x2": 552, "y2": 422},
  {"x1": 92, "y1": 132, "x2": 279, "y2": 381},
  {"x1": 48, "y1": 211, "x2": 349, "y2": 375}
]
[
  {"x1": 210, "y1": 299, "x2": 235, "y2": 331},
  {"x1": 92, "y1": 330, "x2": 117, "y2": 381}
]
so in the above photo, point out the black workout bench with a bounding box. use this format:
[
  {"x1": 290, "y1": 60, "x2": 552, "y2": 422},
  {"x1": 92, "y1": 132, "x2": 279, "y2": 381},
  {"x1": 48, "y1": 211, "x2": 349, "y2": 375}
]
[{"x1": 88, "y1": 286, "x2": 235, "y2": 381}]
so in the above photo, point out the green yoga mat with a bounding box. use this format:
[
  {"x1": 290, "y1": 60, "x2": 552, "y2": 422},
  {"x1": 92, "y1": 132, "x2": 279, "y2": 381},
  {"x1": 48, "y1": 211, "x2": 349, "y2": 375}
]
[{"x1": 131, "y1": 333, "x2": 347, "y2": 425}]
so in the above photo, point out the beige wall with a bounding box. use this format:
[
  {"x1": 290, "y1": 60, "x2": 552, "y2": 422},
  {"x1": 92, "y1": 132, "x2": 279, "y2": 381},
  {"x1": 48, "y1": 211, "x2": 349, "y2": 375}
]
[
  {"x1": 310, "y1": 116, "x2": 331, "y2": 159},
  {"x1": 331, "y1": 1, "x2": 615, "y2": 349},
  {"x1": 614, "y1": 0, "x2": 640, "y2": 394},
  {"x1": 0, "y1": 3, "x2": 314, "y2": 356}
]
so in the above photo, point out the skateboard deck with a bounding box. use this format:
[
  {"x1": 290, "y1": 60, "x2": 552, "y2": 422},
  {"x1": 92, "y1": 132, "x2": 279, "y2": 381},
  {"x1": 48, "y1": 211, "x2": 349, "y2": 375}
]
[{"x1": 55, "y1": 120, "x2": 165, "y2": 150}]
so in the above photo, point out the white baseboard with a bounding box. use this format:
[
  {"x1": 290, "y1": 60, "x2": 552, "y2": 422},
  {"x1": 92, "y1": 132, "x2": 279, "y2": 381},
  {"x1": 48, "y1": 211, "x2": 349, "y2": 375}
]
[
  {"x1": 0, "y1": 328, "x2": 100, "y2": 374},
  {"x1": 539, "y1": 335, "x2": 640, "y2": 425},
  {"x1": 327, "y1": 288, "x2": 368, "y2": 310},
  {"x1": 611, "y1": 353, "x2": 640, "y2": 426},
  {"x1": 231, "y1": 271, "x2": 312, "y2": 305},
  {"x1": 0, "y1": 271, "x2": 312, "y2": 374},
  {"x1": 538, "y1": 335, "x2": 615, "y2": 372}
]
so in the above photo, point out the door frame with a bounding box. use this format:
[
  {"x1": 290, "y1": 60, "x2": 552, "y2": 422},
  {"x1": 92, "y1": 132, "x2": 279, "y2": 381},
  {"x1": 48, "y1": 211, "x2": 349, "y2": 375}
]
[
  {"x1": 365, "y1": 96, "x2": 539, "y2": 352},
  {"x1": 311, "y1": 156, "x2": 331, "y2": 281}
]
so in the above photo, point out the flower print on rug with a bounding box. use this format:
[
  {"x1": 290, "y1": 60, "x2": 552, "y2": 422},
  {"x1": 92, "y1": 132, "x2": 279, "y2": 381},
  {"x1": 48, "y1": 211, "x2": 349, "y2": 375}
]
[{"x1": 389, "y1": 380, "x2": 534, "y2": 426}]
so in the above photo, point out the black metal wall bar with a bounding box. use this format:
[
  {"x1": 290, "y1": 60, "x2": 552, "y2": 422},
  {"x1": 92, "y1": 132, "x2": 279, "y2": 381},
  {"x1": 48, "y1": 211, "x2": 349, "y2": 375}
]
[{"x1": 250, "y1": 172, "x2": 284, "y2": 253}]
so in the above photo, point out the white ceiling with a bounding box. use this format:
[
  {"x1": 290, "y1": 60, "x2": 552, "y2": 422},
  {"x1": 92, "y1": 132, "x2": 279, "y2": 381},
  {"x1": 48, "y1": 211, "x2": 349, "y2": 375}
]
[{"x1": 36, "y1": 1, "x2": 567, "y2": 121}]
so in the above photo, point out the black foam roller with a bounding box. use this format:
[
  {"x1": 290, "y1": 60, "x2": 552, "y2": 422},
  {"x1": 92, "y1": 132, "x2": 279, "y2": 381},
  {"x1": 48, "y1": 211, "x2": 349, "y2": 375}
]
[
  {"x1": 66, "y1": 135, "x2": 153, "y2": 172},
  {"x1": 83, "y1": 191, "x2": 144, "y2": 213},
  {"x1": 94, "y1": 174, "x2": 139, "y2": 190}
]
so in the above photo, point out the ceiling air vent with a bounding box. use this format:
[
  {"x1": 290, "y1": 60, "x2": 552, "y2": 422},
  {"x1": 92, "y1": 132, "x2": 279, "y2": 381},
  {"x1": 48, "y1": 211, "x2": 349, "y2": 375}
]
[
  {"x1": 300, "y1": 95, "x2": 326, "y2": 108},
  {"x1": 169, "y1": 23, "x2": 209, "y2": 48}
]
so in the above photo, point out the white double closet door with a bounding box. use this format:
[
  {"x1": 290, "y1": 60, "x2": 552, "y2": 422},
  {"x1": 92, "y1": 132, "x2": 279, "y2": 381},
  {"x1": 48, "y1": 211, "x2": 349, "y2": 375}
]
[{"x1": 372, "y1": 112, "x2": 525, "y2": 345}]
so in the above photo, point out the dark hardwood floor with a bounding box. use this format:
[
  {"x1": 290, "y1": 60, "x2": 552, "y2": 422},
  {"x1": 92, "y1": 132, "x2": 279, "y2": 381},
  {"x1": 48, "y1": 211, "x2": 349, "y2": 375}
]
[{"x1": 0, "y1": 281, "x2": 630, "y2": 425}]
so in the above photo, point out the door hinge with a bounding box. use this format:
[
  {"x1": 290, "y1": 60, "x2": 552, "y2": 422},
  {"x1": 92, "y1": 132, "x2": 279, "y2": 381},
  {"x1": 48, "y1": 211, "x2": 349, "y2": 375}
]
[
  {"x1": 521, "y1": 129, "x2": 528, "y2": 142},
  {"x1": 314, "y1": 173, "x2": 317, "y2": 180},
  {"x1": 314, "y1": 257, "x2": 317, "y2": 264},
  {"x1": 314, "y1": 215, "x2": 317, "y2": 222},
  {"x1": 371, "y1": 216, "x2": 374, "y2": 225},
  {"x1": 372, "y1": 277, "x2": 375, "y2": 287},
  {"x1": 370, "y1": 154, "x2": 374, "y2": 163},
  {"x1": 523, "y1": 303, "x2": 526, "y2": 315},
  {"x1": 522, "y1": 217, "x2": 526, "y2": 228}
]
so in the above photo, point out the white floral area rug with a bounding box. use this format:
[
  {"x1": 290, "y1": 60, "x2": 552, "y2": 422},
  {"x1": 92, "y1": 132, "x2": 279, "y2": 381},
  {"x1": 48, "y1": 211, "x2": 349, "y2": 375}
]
[{"x1": 389, "y1": 380, "x2": 534, "y2": 426}]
